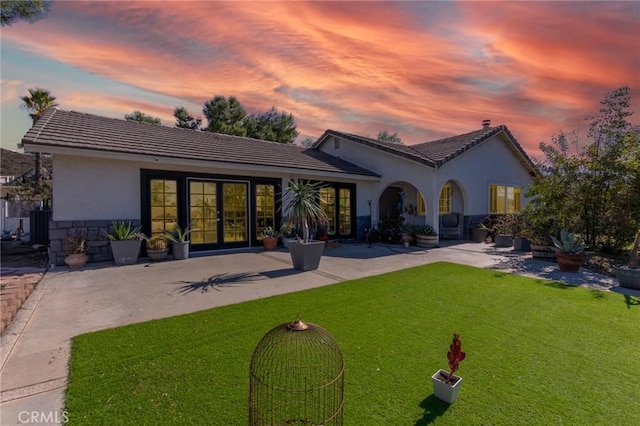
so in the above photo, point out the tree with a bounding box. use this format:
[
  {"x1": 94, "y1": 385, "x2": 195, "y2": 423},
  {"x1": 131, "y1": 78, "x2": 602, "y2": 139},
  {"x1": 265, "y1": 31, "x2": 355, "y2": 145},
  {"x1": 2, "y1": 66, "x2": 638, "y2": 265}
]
[
  {"x1": 20, "y1": 87, "x2": 58, "y2": 194},
  {"x1": 173, "y1": 106, "x2": 202, "y2": 130},
  {"x1": 525, "y1": 86, "x2": 640, "y2": 251},
  {"x1": 245, "y1": 107, "x2": 299, "y2": 144},
  {"x1": 300, "y1": 137, "x2": 315, "y2": 148},
  {"x1": 124, "y1": 110, "x2": 161, "y2": 125},
  {"x1": 377, "y1": 130, "x2": 403, "y2": 144},
  {"x1": 1, "y1": 0, "x2": 50, "y2": 26},
  {"x1": 202, "y1": 95, "x2": 247, "y2": 136}
]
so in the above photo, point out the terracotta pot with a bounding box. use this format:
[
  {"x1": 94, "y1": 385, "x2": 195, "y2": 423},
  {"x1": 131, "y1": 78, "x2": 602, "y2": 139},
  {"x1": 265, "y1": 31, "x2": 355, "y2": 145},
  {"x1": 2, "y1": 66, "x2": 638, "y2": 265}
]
[
  {"x1": 64, "y1": 253, "x2": 88, "y2": 269},
  {"x1": 262, "y1": 236, "x2": 278, "y2": 251},
  {"x1": 556, "y1": 252, "x2": 584, "y2": 272}
]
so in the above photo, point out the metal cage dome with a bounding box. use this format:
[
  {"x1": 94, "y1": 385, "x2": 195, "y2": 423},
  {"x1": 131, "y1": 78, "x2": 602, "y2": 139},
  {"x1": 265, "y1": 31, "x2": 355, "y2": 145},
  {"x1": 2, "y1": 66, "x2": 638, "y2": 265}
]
[{"x1": 249, "y1": 319, "x2": 344, "y2": 425}]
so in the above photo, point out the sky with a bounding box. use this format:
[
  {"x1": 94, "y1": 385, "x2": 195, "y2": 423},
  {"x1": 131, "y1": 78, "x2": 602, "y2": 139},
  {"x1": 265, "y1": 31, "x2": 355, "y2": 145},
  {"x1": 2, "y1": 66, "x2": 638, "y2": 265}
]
[{"x1": 1, "y1": 1, "x2": 639, "y2": 159}]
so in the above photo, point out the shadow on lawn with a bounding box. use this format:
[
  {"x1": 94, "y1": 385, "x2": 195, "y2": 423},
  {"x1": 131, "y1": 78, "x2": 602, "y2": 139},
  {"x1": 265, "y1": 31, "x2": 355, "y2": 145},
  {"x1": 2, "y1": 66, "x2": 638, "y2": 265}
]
[
  {"x1": 414, "y1": 395, "x2": 449, "y2": 425},
  {"x1": 174, "y1": 271, "x2": 266, "y2": 294}
]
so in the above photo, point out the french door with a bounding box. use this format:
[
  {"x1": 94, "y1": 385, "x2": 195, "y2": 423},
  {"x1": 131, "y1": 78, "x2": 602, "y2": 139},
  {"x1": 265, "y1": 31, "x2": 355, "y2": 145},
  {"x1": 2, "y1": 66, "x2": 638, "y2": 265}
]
[{"x1": 189, "y1": 179, "x2": 248, "y2": 249}]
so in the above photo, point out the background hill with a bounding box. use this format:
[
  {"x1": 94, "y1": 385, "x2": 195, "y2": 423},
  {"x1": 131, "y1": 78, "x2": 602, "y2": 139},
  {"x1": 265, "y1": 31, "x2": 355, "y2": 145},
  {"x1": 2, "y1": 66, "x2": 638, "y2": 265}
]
[{"x1": 1, "y1": 148, "x2": 52, "y2": 178}]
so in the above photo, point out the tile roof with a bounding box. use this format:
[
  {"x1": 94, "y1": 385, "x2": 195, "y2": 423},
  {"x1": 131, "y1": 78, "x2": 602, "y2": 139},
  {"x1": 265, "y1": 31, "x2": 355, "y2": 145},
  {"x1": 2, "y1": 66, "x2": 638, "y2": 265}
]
[
  {"x1": 21, "y1": 109, "x2": 379, "y2": 178},
  {"x1": 319, "y1": 126, "x2": 537, "y2": 173}
]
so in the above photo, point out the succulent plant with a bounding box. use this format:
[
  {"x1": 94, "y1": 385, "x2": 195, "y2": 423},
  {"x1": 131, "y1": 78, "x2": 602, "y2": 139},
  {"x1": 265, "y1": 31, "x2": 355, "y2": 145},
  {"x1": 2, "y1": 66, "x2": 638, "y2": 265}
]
[{"x1": 551, "y1": 228, "x2": 585, "y2": 254}]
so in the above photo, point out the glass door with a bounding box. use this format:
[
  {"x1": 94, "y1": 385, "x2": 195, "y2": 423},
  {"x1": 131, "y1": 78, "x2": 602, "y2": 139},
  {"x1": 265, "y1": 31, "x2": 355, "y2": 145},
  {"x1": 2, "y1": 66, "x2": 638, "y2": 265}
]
[{"x1": 189, "y1": 180, "x2": 248, "y2": 249}]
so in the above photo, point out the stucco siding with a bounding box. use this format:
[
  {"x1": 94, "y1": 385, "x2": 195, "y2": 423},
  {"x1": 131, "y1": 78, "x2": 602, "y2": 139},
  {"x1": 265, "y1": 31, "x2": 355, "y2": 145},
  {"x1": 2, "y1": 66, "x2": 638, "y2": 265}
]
[{"x1": 435, "y1": 134, "x2": 534, "y2": 215}]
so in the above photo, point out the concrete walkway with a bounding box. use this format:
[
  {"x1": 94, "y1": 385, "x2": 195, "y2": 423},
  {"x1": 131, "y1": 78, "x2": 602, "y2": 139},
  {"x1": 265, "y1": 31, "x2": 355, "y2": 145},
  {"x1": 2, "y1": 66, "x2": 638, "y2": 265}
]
[{"x1": 1, "y1": 242, "x2": 637, "y2": 425}]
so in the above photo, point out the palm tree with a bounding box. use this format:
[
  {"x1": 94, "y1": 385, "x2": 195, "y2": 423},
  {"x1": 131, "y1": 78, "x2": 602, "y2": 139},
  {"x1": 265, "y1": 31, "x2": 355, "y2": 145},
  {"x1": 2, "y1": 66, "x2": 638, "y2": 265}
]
[{"x1": 20, "y1": 88, "x2": 58, "y2": 193}]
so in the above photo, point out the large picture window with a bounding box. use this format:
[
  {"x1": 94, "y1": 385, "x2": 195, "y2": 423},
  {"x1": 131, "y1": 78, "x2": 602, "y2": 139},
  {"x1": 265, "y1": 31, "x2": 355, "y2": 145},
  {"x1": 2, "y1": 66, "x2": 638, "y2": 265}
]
[{"x1": 490, "y1": 184, "x2": 521, "y2": 213}]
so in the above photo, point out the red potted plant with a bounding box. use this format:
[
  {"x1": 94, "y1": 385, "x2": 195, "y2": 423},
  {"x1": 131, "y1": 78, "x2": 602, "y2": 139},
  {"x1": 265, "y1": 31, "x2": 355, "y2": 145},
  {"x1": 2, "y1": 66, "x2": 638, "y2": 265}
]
[{"x1": 432, "y1": 333, "x2": 466, "y2": 403}]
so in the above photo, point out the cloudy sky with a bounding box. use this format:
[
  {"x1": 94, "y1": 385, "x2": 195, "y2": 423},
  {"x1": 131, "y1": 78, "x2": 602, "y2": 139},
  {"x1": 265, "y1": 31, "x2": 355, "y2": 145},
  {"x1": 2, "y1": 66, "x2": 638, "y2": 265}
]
[{"x1": 1, "y1": 1, "x2": 639, "y2": 158}]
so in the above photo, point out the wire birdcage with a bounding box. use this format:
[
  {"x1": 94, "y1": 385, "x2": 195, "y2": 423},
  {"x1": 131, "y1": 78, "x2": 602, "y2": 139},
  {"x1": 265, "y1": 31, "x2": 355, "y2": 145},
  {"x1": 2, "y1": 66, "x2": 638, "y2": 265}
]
[{"x1": 249, "y1": 319, "x2": 344, "y2": 425}]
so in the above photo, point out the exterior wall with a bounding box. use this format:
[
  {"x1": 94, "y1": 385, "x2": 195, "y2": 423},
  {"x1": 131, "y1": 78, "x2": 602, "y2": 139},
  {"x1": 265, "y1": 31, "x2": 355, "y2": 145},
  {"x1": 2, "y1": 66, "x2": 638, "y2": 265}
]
[
  {"x1": 435, "y1": 134, "x2": 534, "y2": 215},
  {"x1": 318, "y1": 137, "x2": 439, "y2": 228},
  {"x1": 49, "y1": 218, "x2": 140, "y2": 266}
]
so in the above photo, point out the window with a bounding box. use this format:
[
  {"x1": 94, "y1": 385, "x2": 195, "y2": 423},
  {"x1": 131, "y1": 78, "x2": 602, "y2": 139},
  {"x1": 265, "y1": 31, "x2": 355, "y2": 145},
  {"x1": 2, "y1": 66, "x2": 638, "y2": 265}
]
[
  {"x1": 320, "y1": 187, "x2": 337, "y2": 235},
  {"x1": 417, "y1": 193, "x2": 426, "y2": 214},
  {"x1": 490, "y1": 184, "x2": 521, "y2": 214},
  {"x1": 150, "y1": 179, "x2": 177, "y2": 236},
  {"x1": 339, "y1": 188, "x2": 352, "y2": 235},
  {"x1": 439, "y1": 184, "x2": 451, "y2": 214},
  {"x1": 256, "y1": 184, "x2": 276, "y2": 239}
]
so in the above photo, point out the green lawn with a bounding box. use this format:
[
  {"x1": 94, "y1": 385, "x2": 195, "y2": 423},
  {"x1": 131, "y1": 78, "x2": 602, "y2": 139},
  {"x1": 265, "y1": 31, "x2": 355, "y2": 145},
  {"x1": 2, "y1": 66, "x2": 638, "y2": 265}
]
[{"x1": 66, "y1": 262, "x2": 640, "y2": 425}]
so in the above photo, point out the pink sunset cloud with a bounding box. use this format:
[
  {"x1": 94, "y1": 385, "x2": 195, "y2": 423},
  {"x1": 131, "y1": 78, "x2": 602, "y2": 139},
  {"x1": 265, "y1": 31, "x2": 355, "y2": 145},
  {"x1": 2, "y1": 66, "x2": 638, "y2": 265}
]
[{"x1": 1, "y1": 1, "x2": 638, "y2": 157}]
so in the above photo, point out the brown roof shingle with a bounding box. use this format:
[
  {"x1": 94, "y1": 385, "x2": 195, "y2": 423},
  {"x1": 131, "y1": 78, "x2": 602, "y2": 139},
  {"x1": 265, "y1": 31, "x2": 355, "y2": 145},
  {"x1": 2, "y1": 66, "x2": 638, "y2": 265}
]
[
  {"x1": 319, "y1": 126, "x2": 536, "y2": 172},
  {"x1": 21, "y1": 109, "x2": 379, "y2": 178}
]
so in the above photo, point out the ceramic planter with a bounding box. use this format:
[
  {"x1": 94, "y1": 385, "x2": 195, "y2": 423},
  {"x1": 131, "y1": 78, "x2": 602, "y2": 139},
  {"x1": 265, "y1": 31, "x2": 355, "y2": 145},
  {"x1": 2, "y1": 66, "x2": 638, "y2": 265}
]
[
  {"x1": 281, "y1": 237, "x2": 296, "y2": 250},
  {"x1": 531, "y1": 245, "x2": 556, "y2": 261},
  {"x1": 615, "y1": 267, "x2": 640, "y2": 290},
  {"x1": 262, "y1": 236, "x2": 278, "y2": 251},
  {"x1": 513, "y1": 237, "x2": 531, "y2": 252},
  {"x1": 147, "y1": 247, "x2": 169, "y2": 261},
  {"x1": 110, "y1": 240, "x2": 141, "y2": 266},
  {"x1": 289, "y1": 240, "x2": 325, "y2": 271},
  {"x1": 432, "y1": 369, "x2": 463, "y2": 404},
  {"x1": 172, "y1": 241, "x2": 190, "y2": 260},
  {"x1": 470, "y1": 228, "x2": 488, "y2": 243},
  {"x1": 64, "y1": 253, "x2": 88, "y2": 269},
  {"x1": 555, "y1": 252, "x2": 584, "y2": 272},
  {"x1": 494, "y1": 234, "x2": 513, "y2": 247},
  {"x1": 416, "y1": 234, "x2": 437, "y2": 247}
]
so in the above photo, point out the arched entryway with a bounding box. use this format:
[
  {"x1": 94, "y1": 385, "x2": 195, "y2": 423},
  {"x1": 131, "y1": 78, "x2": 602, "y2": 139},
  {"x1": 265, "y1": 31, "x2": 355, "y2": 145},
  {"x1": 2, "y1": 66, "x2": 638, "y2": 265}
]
[{"x1": 377, "y1": 181, "x2": 427, "y2": 233}]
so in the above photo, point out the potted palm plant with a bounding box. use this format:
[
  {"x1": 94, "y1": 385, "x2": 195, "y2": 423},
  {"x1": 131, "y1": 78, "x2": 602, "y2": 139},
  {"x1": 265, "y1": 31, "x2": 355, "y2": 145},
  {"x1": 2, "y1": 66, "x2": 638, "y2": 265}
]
[
  {"x1": 282, "y1": 179, "x2": 328, "y2": 271},
  {"x1": 164, "y1": 221, "x2": 192, "y2": 260},
  {"x1": 432, "y1": 333, "x2": 467, "y2": 404},
  {"x1": 615, "y1": 229, "x2": 640, "y2": 289},
  {"x1": 104, "y1": 221, "x2": 142, "y2": 266},
  {"x1": 551, "y1": 228, "x2": 586, "y2": 272},
  {"x1": 64, "y1": 233, "x2": 88, "y2": 269}
]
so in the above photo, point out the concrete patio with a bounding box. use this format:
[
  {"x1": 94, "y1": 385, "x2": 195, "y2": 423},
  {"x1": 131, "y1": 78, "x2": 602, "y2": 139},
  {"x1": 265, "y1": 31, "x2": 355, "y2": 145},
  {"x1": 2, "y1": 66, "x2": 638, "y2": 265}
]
[{"x1": 1, "y1": 241, "x2": 635, "y2": 425}]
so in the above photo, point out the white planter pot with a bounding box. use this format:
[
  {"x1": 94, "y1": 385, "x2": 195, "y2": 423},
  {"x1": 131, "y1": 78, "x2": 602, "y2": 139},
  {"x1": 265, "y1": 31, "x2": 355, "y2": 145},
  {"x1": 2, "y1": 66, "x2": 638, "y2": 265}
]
[{"x1": 431, "y1": 369, "x2": 463, "y2": 404}]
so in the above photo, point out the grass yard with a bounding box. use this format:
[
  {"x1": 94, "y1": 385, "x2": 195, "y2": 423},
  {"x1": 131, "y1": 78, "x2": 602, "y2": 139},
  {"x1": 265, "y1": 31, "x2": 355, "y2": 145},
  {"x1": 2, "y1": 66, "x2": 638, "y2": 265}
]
[{"x1": 66, "y1": 262, "x2": 640, "y2": 425}]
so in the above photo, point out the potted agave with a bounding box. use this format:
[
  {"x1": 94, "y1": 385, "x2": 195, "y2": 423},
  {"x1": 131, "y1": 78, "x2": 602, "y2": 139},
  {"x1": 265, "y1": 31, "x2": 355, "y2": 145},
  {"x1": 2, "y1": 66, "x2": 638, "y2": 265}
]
[
  {"x1": 615, "y1": 229, "x2": 640, "y2": 290},
  {"x1": 164, "y1": 221, "x2": 192, "y2": 260},
  {"x1": 551, "y1": 228, "x2": 586, "y2": 272},
  {"x1": 104, "y1": 221, "x2": 142, "y2": 266},
  {"x1": 415, "y1": 225, "x2": 438, "y2": 248},
  {"x1": 432, "y1": 333, "x2": 466, "y2": 404},
  {"x1": 261, "y1": 226, "x2": 279, "y2": 251},
  {"x1": 64, "y1": 233, "x2": 88, "y2": 269},
  {"x1": 282, "y1": 179, "x2": 328, "y2": 271}
]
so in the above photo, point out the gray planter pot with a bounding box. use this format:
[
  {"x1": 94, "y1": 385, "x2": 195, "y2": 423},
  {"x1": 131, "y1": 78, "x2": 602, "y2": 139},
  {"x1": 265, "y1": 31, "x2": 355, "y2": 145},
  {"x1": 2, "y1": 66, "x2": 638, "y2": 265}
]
[
  {"x1": 615, "y1": 267, "x2": 640, "y2": 290},
  {"x1": 432, "y1": 369, "x2": 462, "y2": 404},
  {"x1": 470, "y1": 228, "x2": 488, "y2": 243},
  {"x1": 513, "y1": 237, "x2": 531, "y2": 252},
  {"x1": 172, "y1": 241, "x2": 190, "y2": 260},
  {"x1": 110, "y1": 240, "x2": 141, "y2": 266},
  {"x1": 494, "y1": 234, "x2": 513, "y2": 247},
  {"x1": 531, "y1": 245, "x2": 556, "y2": 261},
  {"x1": 289, "y1": 240, "x2": 325, "y2": 271},
  {"x1": 281, "y1": 237, "x2": 296, "y2": 250}
]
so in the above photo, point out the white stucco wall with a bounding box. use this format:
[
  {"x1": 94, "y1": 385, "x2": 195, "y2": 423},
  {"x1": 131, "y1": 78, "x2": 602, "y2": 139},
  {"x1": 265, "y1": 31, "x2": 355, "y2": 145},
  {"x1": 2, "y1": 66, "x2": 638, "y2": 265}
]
[{"x1": 319, "y1": 132, "x2": 535, "y2": 230}]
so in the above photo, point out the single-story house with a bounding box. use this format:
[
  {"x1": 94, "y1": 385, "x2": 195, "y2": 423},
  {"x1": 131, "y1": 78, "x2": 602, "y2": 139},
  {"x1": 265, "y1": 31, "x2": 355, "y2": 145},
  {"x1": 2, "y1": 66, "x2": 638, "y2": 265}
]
[{"x1": 20, "y1": 109, "x2": 537, "y2": 265}]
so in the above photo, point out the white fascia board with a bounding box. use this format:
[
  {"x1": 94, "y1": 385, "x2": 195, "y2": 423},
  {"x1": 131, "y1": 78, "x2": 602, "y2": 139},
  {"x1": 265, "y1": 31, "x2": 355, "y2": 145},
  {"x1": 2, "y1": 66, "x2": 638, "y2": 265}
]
[{"x1": 22, "y1": 143, "x2": 380, "y2": 182}]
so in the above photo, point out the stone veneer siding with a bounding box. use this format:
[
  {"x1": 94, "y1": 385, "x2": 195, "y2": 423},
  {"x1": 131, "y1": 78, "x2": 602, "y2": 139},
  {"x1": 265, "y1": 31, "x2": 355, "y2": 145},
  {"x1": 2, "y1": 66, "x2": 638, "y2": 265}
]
[
  {"x1": 356, "y1": 215, "x2": 372, "y2": 241},
  {"x1": 49, "y1": 219, "x2": 141, "y2": 266}
]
